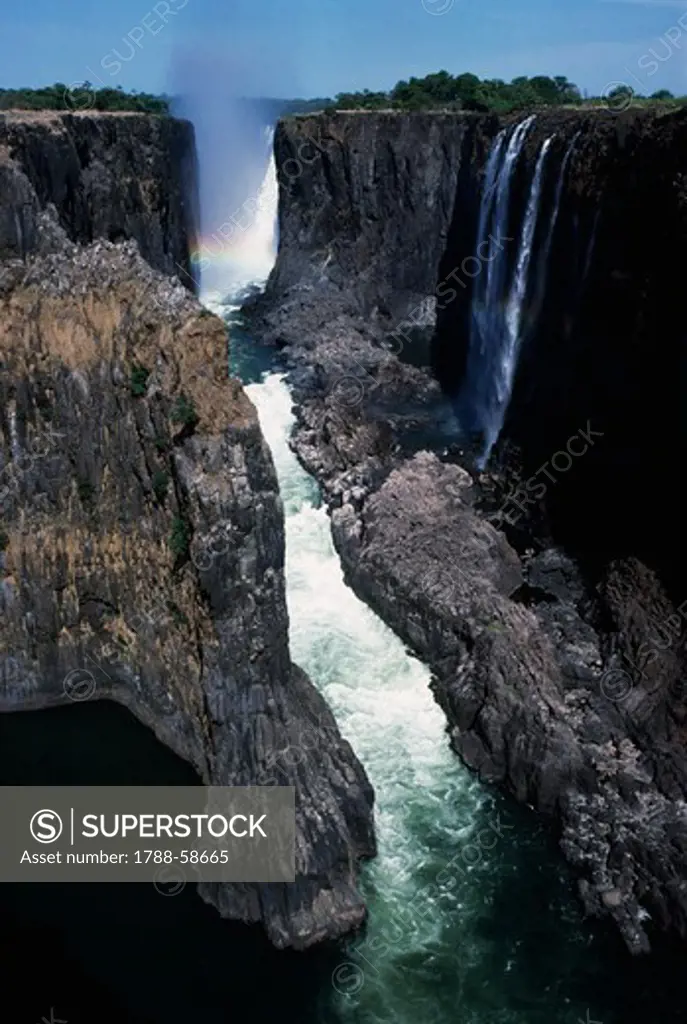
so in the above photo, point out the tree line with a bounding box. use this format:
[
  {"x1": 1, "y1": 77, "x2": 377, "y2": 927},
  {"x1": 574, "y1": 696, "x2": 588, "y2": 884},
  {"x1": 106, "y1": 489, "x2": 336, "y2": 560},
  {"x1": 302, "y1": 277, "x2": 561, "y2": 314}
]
[
  {"x1": 327, "y1": 71, "x2": 681, "y2": 113},
  {"x1": 1, "y1": 77, "x2": 682, "y2": 117},
  {"x1": 0, "y1": 84, "x2": 169, "y2": 114},
  {"x1": 0, "y1": 86, "x2": 332, "y2": 116}
]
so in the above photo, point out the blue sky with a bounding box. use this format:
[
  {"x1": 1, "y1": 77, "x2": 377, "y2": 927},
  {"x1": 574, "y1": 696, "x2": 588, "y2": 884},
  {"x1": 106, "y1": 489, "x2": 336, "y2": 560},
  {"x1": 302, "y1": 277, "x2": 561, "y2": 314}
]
[{"x1": 3, "y1": 0, "x2": 687, "y2": 98}]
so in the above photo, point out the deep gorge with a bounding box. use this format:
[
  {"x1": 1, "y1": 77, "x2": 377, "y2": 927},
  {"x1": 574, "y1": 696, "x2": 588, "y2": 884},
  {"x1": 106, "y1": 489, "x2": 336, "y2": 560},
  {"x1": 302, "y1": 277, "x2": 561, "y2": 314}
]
[
  {"x1": 250, "y1": 106, "x2": 687, "y2": 960},
  {"x1": 2, "y1": 103, "x2": 687, "y2": 1023}
]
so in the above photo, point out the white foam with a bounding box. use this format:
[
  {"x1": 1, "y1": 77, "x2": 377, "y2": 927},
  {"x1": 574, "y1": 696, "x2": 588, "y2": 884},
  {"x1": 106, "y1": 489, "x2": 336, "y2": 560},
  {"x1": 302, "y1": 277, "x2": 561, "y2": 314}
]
[
  {"x1": 206, "y1": 142, "x2": 486, "y2": 1016},
  {"x1": 245, "y1": 373, "x2": 484, "y2": 998},
  {"x1": 199, "y1": 129, "x2": 278, "y2": 301}
]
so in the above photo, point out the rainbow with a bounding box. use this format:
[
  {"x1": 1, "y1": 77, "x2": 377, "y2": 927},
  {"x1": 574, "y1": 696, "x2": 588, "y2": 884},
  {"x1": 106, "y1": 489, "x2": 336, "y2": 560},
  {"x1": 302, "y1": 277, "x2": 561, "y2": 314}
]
[{"x1": 193, "y1": 150, "x2": 278, "y2": 296}]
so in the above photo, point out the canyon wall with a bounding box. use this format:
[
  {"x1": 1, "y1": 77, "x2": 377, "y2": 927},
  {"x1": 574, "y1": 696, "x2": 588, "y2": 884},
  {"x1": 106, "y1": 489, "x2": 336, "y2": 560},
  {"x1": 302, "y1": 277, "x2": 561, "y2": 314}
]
[
  {"x1": 267, "y1": 112, "x2": 487, "y2": 321},
  {"x1": 0, "y1": 111, "x2": 375, "y2": 949},
  {"x1": 249, "y1": 108, "x2": 687, "y2": 955},
  {"x1": 434, "y1": 106, "x2": 687, "y2": 580},
  {"x1": 0, "y1": 110, "x2": 198, "y2": 285}
]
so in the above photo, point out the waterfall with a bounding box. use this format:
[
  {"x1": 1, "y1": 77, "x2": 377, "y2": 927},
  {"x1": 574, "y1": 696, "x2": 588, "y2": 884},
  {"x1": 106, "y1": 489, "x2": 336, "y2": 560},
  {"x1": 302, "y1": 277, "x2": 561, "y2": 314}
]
[
  {"x1": 486, "y1": 137, "x2": 553, "y2": 460},
  {"x1": 198, "y1": 125, "x2": 279, "y2": 306},
  {"x1": 460, "y1": 118, "x2": 557, "y2": 468},
  {"x1": 526, "y1": 133, "x2": 578, "y2": 331},
  {"x1": 541, "y1": 132, "x2": 578, "y2": 268},
  {"x1": 251, "y1": 147, "x2": 279, "y2": 273},
  {"x1": 476, "y1": 116, "x2": 536, "y2": 355}
]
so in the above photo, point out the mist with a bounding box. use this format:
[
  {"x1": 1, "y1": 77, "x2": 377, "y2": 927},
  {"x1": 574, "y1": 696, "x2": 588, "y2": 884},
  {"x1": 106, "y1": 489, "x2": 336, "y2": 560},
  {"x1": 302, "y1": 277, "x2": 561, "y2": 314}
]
[{"x1": 168, "y1": 45, "x2": 285, "y2": 297}]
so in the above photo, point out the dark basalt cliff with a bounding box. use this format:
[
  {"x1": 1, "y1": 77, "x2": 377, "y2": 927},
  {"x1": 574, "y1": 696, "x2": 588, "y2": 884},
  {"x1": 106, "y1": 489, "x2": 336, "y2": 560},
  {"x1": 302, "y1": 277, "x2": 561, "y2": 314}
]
[
  {"x1": 434, "y1": 106, "x2": 687, "y2": 576},
  {"x1": 0, "y1": 111, "x2": 198, "y2": 285},
  {"x1": 266, "y1": 112, "x2": 488, "y2": 325},
  {"x1": 0, "y1": 112, "x2": 375, "y2": 949},
  {"x1": 248, "y1": 108, "x2": 687, "y2": 955}
]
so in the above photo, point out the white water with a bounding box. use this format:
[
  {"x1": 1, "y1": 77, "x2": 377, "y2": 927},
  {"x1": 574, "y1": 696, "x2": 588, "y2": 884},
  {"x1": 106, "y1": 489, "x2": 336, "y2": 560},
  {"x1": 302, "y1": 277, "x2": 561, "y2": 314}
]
[
  {"x1": 244, "y1": 371, "x2": 486, "y2": 1019},
  {"x1": 463, "y1": 117, "x2": 561, "y2": 468},
  {"x1": 488, "y1": 136, "x2": 553, "y2": 456},
  {"x1": 200, "y1": 126, "x2": 279, "y2": 306},
  {"x1": 216, "y1": 290, "x2": 488, "y2": 1017},
  {"x1": 540, "y1": 133, "x2": 578, "y2": 272},
  {"x1": 464, "y1": 117, "x2": 536, "y2": 463},
  {"x1": 201, "y1": 131, "x2": 490, "y2": 1019},
  {"x1": 480, "y1": 115, "x2": 536, "y2": 333},
  {"x1": 527, "y1": 133, "x2": 578, "y2": 331},
  {"x1": 200, "y1": 131, "x2": 602, "y2": 1024}
]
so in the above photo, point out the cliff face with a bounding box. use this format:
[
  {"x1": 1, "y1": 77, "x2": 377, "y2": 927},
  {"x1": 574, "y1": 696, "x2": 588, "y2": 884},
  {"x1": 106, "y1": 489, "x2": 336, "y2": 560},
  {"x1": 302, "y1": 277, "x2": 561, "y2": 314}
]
[
  {"x1": 259, "y1": 111, "x2": 497, "y2": 342},
  {"x1": 434, "y1": 106, "x2": 687, "y2": 579},
  {"x1": 248, "y1": 108, "x2": 687, "y2": 955},
  {"x1": 0, "y1": 113, "x2": 375, "y2": 950},
  {"x1": 0, "y1": 111, "x2": 198, "y2": 286}
]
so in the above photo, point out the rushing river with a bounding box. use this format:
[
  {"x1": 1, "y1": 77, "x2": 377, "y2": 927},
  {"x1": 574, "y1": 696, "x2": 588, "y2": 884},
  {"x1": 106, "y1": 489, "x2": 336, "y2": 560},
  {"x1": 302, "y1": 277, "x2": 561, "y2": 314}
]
[
  {"x1": 211, "y1": 301, "x2": 683, "y2": 1024},
  {"x1": 187, "y1": 129, "x2": 682, "y2": 1023},
  {"x1": 0, "y1": 118, "x2": 681, "y2": 1024}
]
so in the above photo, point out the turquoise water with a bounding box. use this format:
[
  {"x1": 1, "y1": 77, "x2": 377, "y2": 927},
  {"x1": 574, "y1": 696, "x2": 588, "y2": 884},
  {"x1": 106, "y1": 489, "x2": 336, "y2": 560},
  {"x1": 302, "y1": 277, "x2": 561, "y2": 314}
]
[
  {"x1": 0, "y1": 300, "x2": 681, "y2": 1024},
  {"x1": 223, "y1": 308, "x2": 685, "y2": 1024}
]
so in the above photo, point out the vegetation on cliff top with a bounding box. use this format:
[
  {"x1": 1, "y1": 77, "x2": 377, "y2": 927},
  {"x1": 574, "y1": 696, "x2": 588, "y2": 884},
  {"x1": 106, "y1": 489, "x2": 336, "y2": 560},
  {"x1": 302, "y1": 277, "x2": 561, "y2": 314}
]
[
  {"x1": 2, "y1": 77, "x2": 682, "y2": 118},
  {"x1": 0, "y1": 86, "x2": 331, "y2": 116},
  {"x1": 326, "y1": 72, "x2": 683, "y2": 114},
  {"x1": 0, "y1": 84, "x2": 169, "y2": 113}
]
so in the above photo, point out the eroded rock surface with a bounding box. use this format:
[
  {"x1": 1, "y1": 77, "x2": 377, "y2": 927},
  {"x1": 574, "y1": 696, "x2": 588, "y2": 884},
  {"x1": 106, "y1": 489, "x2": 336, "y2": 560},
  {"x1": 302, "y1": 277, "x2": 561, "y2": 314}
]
[
  {"x1": 0, "y1": 129, "x2": 375, "y2": 948},
  {"x1": 0, "y1": 110, "x2": 197, "y2": 284},
  {"x1": 246, "y1": 108, "x2": 687, "y2": 954}
]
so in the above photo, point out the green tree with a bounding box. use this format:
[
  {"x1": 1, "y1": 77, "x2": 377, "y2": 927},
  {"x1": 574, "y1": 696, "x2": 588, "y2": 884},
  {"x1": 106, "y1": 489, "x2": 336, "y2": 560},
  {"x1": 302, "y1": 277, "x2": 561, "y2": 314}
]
[
  {"x1": 529, "y1": 75, "x2": 560, "y2": 105},
  {"x1": 0, "y1": 83, "x2": 170, "y2": 114},
  {"x1": 507, "y1": 77, "x2": 544, "y2": 110},
  {"x1": 554, "y1": 76, "x2": 582, "y2": 103},
  {"x1": 453, "y1": 73, "x2": 481, "y2": 108}
]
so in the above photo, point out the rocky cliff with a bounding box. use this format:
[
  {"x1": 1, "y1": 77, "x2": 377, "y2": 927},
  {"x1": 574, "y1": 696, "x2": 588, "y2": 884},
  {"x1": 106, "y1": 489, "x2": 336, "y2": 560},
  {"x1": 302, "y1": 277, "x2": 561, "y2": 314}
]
[
  {"x1": 247, "y1": 108, "x2": 687, "y2": 955},
  {"x1": 265, "y1": 112, "x2": 486, "y2": 324},
  {"x1": 434, "y1": 106, "x2": 687, "y2": 578},
  {"x1": 0, "y1": 110, "x2": 198, "y2": 285},
  {"x1": 0, "y1": 112, "x2": 375, "y2": 949}
]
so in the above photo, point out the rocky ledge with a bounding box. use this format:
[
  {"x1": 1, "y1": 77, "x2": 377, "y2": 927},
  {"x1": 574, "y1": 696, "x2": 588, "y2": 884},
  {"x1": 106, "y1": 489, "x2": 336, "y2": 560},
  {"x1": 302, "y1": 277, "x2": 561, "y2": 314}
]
[
  {"x1": 246, "y1": 108, "x2": 687, "y2": 954},
  {"x1": 0, "y1": 206, "x2": 375, "y2": 949},
  {"x1": 0, "y1": 110, "x2": 198, "y2": 284}
]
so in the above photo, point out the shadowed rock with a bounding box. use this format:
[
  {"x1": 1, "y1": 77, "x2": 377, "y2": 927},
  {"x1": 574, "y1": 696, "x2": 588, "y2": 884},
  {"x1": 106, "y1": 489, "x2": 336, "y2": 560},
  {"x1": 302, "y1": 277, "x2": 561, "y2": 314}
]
[
  {"x1": 0, "y1": 112, "x2": 375, "y2": 949},
  {"x1": 245, "y1": 107, "x2": 687, "y2": 955}
]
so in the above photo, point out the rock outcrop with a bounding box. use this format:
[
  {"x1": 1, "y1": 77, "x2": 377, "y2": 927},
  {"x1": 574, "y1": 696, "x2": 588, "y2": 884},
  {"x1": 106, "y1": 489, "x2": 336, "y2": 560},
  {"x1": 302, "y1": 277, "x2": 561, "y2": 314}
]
[
  {"x1": 0, "y1": 110, "x2": 198, "y2": 285},
  {"x1": 246, "y1": 108, "x2": 687, "y2": 954},
  {"x1": 0, "y1": 113, "x2": 375, "y2": 950},
  {"x1": 434, "y1": 106, "x2": 687, "y2": 578},
  {"x1": 266, "y1": 112, "x2": 484, "y2": 321}
]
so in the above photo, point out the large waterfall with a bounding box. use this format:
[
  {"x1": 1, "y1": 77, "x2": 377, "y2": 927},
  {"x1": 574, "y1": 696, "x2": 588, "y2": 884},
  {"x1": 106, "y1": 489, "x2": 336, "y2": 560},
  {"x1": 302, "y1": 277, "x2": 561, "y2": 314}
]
[
  {"x1": 461, "y1": 117, "x2": 560, "y2": 468},
  {"x1": 495, "y1": 136, "x2": 553, "y2": 455},
  {"x1": 196, "y1": 125, "x2": 278, "y2": 305}
]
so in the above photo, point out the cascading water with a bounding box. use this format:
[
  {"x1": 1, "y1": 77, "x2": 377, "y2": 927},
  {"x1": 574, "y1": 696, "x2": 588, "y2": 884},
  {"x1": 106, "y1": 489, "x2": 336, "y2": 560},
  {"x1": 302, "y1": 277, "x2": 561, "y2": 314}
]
[
  {"x1": 197, "y1": 125, "x2": 279, "y2": 305},
  {"x1": 200, "y1": 131, "x2": 649, "y2": 1024},
  {"x1": 540, "y1": 133, "x2": 578, "y2": 271},
  {"x1": 246, "y1": 126, "x2": 279, "y2": 274},
  {"x1": 461, "y1": 118, "x2": 556, "y2": 468},
  {"x1": 478, "y1": 116, "x2": 536, "y2": 334},
  {"x1": 528, "y1": 133, "x2": 579, "y2": 331},
  {"x1": 490, "y1": 136, "x2": 553, "y2": 459}
]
